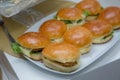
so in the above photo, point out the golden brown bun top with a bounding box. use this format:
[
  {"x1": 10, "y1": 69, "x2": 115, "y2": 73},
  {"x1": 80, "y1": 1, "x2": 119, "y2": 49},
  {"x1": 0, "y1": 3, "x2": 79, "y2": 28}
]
[
  {"x1": 83, "y1": 20, "x2": 113, "y2": 38},
  {"x1": 17, "y1": 32, "x2": 50, "y2": 49},
  {"x1": 98, "y1": 6, "x2": 120, "y2": 26},
  {"x1": 63, "y1": 26, "x2": 92, "y2": 48},
  {"x1": 39, "y1": 19, "x2": 67, "y2": 39},
  {"x1": 42, "y1": 42, "x2": 80, "y2": 63},
  {"x1": 56, "y1": 7, "x2": 83, "y2": 20},
  {"x1": 75, "y1": 0, "x2": 102, "y2": 15}
]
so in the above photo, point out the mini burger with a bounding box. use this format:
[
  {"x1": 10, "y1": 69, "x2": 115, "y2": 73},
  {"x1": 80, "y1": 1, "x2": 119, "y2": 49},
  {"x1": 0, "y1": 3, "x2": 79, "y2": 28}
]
[
  {"x1": 39, "y1": 19, "x2": 67, "y2": 43},
  {"x1": 17, "y1": 32, "x2": 50, "y2": 60},
  {"x1": 83, "y1": 19, "x2": 113, "y2": 44},
  {"x1": 42, "y1": 42, "x2": 80, "y2": 72},
  {"x1": 75, "y1": 0, "x2": 102, "y2": 21},
  {"x1": 98, "y1": 6, "x2": 120, "y2": 29},
  {"x1": 55, "y1": 7, "x2": 85, "y2": 29},
  {"x1": 63, "y1": 26, "x2": 93, "y2": 54}
]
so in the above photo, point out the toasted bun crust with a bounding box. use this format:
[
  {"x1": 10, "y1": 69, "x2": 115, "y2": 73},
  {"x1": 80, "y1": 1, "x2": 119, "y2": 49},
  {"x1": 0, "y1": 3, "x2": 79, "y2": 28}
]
[
  {"x1": 42, "y1": 57, "x2": 80, "y2": 72},
  {"x1": 83, "y1": 20, "x2": 113, "y2": 38},
  {"x1": 42, "y1": 42, "x2": 80, "y2": 63},
  {"x1": 39, "y1": 19, "x2": 67, "y2": 39},
  {"x1": 17, "y1": 32, "x2": 50, "y2": 49},
  {"x1": 98, "y1": 6, "x2": 120, "y2": 29},
  {"x1": 75, "y1": 0, "x2": 102, "y2": 15},
  {"x1": 63, "y1": 26, "x2": 92, "y2": 48},
  {"x1": 56, "y1": 7, "x2": 83, "y2": 20}
]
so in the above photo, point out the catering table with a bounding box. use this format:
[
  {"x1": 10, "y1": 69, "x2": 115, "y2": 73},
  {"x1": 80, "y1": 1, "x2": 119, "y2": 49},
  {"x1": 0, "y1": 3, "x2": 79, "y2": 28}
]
[{"x1": 0, "y1": 0, "x2": 120, "y2": 80}]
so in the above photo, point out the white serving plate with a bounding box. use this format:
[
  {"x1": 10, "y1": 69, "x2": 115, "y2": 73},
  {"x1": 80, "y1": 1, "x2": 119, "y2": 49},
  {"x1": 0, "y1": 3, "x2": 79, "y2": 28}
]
[{"x1": 24, "y1": 2, "x2": 120, "y2": 75}]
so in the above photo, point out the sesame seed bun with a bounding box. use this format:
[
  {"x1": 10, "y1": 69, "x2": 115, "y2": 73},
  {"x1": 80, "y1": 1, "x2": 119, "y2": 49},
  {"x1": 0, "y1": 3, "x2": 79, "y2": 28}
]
[
  {"x1": 39, "y1": 19, "x2": 67, "y2": 42},
  {"x1": 42, "y1": 42, "x2": 80, "y2": 72},
  {"x1": 63, "y1": 26, "x2": 93, "y2": 54},
  {"x1": 75, "y1": 0, "x2": 102, "y2": 16},
  {"x1": 98, "y1": 6, "x2": 120, "y2": 29},
  {"x1": 83, "y1": 20, "x2": 113, "y2": 43}
]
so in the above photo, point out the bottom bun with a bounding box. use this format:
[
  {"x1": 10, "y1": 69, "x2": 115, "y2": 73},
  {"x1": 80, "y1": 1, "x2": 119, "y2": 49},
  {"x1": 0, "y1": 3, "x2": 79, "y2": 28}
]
[
  {"x1": 67, "y1": 20, "x2": 85, "y2": 30},
  {"x1": 42, "y1": 57, "x2": 80, "y2": 73},
  {"x1": 80, "y1": 44, "x2": 92, "y2": 55},
  {"x1": 30, "y1": 53, "x2": 42, "y2": 61},
  {"x1": 86, "y1": 15, "x2": 98, "y2": 21},
  {"x1": 93, "y1": 34, "x2": 113, "y2": 44},
  {"x1": 113, "y1": 24, "x2": 120, "y2": 30},
  {"x1": 20, "y1": 46, "x2": 42, "y2": 61}
]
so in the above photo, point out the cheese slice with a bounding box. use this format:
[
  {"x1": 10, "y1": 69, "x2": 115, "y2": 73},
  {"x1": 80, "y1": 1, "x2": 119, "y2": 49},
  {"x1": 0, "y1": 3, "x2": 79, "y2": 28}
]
[{"x1": 19, "y1": 47, "x2": 31, "y2": 57}]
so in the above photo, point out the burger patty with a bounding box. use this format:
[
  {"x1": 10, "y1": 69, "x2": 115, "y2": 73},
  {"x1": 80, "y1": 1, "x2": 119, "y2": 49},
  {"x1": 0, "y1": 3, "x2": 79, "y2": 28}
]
[
  {"x1": 31, "y1": 48, "x2": 43, "y2": 54},
  {"x1": 54, "y1": 61, "x2": 77, "y2": 67},
  {"x1": 44, "y1": 57, "x2": 77, "y2": 67}
]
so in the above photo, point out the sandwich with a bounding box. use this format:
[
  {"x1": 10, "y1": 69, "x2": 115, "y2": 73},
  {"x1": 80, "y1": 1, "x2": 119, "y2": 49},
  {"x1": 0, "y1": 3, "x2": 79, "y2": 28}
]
[
  {"x1": 98, "y1": 6, "x2": 120, "y2": 29},
  {"x1": 55, "y1": 7, "x2": 85, "y2": 29},
  {"x1": 63, "y1": 26, "x2": 93, "y2": 54},
  {"x1": 39, "y1": 19, "x2": 67, "y2": 43},
  {"x1": 42, "y1": 42, "x2": 80, "y2": 72},
  {"x1": 83, "y1": 19, "x2": 113, "y2": 44},
  {"x1": 75, "y1": 0, "x2": 102, "y2": 21},
  {"x1": 17, "y1": 32, "x2": 50, "y2": 60}
]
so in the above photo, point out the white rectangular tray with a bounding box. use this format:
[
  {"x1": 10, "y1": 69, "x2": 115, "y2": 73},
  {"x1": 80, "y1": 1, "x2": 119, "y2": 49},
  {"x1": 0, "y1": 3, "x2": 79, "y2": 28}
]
[{"x1": 25, "y1": 11, "x2": 120, "y2": 75}]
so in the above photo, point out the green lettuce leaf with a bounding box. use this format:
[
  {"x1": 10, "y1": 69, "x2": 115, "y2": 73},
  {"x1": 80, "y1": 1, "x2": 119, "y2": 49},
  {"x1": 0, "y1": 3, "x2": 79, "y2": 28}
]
[
  {"x1": 84, "y1": 10, "x2": 90, "y2": 17},
  {"x1": 11, "y1": 42, "x2": 22, "y2": 53}
]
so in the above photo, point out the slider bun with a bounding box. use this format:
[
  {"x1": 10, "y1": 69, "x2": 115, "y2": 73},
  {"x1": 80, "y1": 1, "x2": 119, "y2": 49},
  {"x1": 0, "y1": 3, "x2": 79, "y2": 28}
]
[
  {"x1": 42, "y1": 42, "x2": 80, "y2": 63},
  {"x1": 83, "y1": 20, "x2": 113, "y2": 43},
  {"x1": 17, "y1": 32, "x2": 50, "y2": 49},
  {"x1": 42, "y1": 42, "x2": 80, "y2": 72},
  {"x1": 39, "y1": 19, "x2": 67, "y2": 40},
  {"x1": 63, "y1": 26, "x2": 92, "y2": 54},
  {"x1": 56, "y1": 7, "x2": 83, "y2": 20},
  {"x1": 98, "y1": 6, "x2": 120, "y2": 29},
  {"x1": 75, "y1": 0, "x2": 102, "y2": 15},
  {"x1": 42, "y1": 57, "x2": 80, "y2": 72}
]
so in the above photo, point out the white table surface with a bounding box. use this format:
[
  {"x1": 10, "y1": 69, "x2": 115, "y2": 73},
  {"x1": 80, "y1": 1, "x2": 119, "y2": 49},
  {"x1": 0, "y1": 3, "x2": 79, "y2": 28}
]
[
  {"x1": 0, "y1": 64, "x2": 8, "y2": 80},
  {"x1": 3, "y1": 0, "x2": 120, "y2": 80}
]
